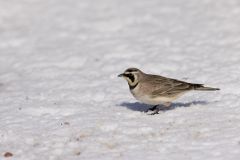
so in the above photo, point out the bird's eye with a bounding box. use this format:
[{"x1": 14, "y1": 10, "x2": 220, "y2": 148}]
[{"x1": 124, "y1": 73, "x2": 135, "y2": 82}]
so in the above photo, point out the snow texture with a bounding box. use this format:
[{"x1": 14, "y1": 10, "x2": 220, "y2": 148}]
[{"x1": 0, "y1": 0, "x2": 240, "y2": 159}]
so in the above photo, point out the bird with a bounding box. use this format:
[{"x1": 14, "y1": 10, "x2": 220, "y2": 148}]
[{"x1": 118, "y1": 68, "x2": 220, "y2": 115}]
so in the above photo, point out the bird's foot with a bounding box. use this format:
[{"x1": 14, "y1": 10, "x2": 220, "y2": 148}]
[
  {"x1": 145, "y1": 105, "x2": 160, "y2": 115},
  {"x1": 145, "y1": 105, "x2": 158, "y2": 112},
  {"x1": 145, "y1": 103, "x2": 172, "y2": 115},
  {"x1": 147, "y1": 108, "x2": 160, "y2": 115}
]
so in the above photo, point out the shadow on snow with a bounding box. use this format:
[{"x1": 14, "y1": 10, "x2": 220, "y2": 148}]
[{"x1": 119, "y1": 100, "x2": 209, "y2": 112}]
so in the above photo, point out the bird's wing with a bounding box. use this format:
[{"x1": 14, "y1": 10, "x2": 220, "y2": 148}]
[{"x1": 144, "y1": 75, "x2": 194, "y2": 97}]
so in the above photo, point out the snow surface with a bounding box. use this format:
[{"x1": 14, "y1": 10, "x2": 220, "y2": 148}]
[{"x1": 0, "y1": 0, "x2": 240, "y2": 159}]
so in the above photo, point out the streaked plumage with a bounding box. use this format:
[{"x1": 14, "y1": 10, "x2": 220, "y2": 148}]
[{"x1": 118, "y1": 68, "x2": 220, "y2": 114}]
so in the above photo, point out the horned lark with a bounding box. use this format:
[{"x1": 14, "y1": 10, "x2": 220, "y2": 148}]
[{"x1": 118, "y1": 68, "x2": 220, "y2": 115}]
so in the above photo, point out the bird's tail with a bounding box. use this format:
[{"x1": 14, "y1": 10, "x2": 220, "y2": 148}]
[{"x1": 192, "y1": 84, "x2": 220, "y2": 91}]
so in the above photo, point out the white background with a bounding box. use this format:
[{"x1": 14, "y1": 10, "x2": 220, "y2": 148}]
[{"x1": 0, "y1": 0, "x2": 240, "y2": 159}]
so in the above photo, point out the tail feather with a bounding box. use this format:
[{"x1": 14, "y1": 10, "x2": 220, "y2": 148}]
[{"x1": 192, "y1": 84, "x2": 220, "y2": 91}]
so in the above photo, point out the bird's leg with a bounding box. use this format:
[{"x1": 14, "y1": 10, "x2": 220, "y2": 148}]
[
  {"x1": 148, "y1": 105, "x2": 158, "y2": 111},
  {"x1": 146, "y1": 103, "x2": 172, "y2": 115},
  {"x1": 149, "y1": 107, "x2": 160, "y2": 115},
  {"x1": 145, "y1": 105, "x2": 160, "y2": 115}
]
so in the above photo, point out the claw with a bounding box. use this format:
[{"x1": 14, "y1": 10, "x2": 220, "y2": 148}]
[
  {"x1": 146, "y1": 106, "x2": 160, "y2": 115},
  {"x1": 149, "y1": 111, "x2": 159, "y2": 115},
  {"x1": 145, "y1": 105, "x2": 158, "y2": 112}
]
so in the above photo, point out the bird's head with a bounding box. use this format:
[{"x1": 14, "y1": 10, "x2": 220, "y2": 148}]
[{"x1": 118, "y1": 68, "x2": 143, "y2": 88}]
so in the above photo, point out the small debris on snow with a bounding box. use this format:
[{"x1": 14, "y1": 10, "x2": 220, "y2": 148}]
[{"x1": 4, "y1": 152, "x2": 13, "y2": 158}]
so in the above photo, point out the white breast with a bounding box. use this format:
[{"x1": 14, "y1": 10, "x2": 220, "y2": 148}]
[{"x1": 130, "y1": 85, "x2": 174, "y2": 105}]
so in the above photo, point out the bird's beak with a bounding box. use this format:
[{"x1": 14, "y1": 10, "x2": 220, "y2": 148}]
[{"x1": 118, "y1": 73, "x2": 124, "y2": 77}]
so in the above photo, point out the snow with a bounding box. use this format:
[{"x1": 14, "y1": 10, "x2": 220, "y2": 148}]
[{"x1": 0, "y1": 0, "x2": 240, "y2": 159}]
